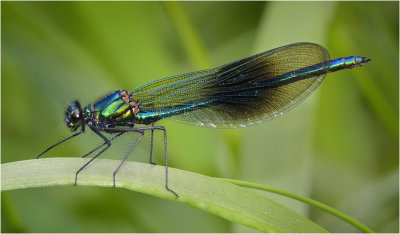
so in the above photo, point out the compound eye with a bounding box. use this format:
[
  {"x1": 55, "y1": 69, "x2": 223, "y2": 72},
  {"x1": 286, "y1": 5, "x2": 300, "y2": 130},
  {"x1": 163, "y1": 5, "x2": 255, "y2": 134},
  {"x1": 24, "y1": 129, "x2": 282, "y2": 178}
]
[
  {"x1": 70, "y1": 109, "x2": 81, "y2": 122},
  {"x1": 65, "y1": 101, "x2": 83, "y2": 130}
]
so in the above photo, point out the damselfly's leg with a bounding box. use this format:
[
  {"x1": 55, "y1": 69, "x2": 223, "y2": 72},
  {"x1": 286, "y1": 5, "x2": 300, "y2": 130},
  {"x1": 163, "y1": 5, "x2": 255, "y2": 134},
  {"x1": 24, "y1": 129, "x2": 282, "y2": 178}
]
[
  {"x1": 156, "y1": 126, "x2": 178, "y2": 197},
  {"x1": 36, "y1": 131, "x2": 84, "y2": 159},
  {"x1": 149, "y1": 123, "x2": 156, "y2": 165},
  {"x1": 36, "y1": 118, "x2": 85, "y2": 159},
  {"x1": 138, "y1": 126, "x2": 178, "y2": 197},
  {"x1": 104, "y1": 126, "x2": 178, "y2": 197},
  {"x1": 112, "y1": 131, "x2": 144, "y2": 187},
  {"x1": 82, "y1": 132, "x2": 125, "y2": 158},
  {"x1": 75, "y1": 126, "x2": 111, "y2": 186}
]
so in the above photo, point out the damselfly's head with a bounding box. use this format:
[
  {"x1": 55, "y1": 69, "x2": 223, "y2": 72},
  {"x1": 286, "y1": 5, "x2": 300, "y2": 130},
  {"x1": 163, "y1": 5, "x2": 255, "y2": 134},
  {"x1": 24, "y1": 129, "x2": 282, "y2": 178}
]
[{"x1": 65, "y1": 101, "x2": 83, "y2": 131}]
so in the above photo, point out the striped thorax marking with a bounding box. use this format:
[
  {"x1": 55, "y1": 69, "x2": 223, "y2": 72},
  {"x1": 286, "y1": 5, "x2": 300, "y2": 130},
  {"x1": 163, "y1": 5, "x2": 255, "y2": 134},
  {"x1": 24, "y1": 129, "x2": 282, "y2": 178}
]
[{"x1": 120, "y1": 90, "x2": 140, "y2": 117}]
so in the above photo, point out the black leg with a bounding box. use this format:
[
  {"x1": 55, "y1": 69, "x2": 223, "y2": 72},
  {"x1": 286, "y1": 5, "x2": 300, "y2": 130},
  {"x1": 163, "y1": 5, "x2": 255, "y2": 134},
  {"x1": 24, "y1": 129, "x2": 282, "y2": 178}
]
[
  {"x1": 103, "y1": 126, "x2": 179, "y2": 198},
  {"x1": 36, "y1": 131, "x2": 83, "y2": 159},
  {"x1": 75, "y1": 126, "x2": 111, "y2": 186},
  {"x1": 82, "y1": 132, "x2": 125, "y2": 158},
  {"x1": 159, "y1": 127, "x2": 179, "y2": 198},
  {"x1": 113, "y1": 131, "x2": 144, "y2": 187},
  {"x1": 149, "y1": 123, "x2": 156, "y2": 165}
]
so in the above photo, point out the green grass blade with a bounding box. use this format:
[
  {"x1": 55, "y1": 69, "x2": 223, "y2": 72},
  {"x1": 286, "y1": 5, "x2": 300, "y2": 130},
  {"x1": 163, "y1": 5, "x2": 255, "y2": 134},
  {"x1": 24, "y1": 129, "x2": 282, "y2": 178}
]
[
  {"x1": 222, "y1": 178, "x2": 374, "y2": 233},
  {"x1": 2, "y1": 158, "x2": 327, "y2": 233}
]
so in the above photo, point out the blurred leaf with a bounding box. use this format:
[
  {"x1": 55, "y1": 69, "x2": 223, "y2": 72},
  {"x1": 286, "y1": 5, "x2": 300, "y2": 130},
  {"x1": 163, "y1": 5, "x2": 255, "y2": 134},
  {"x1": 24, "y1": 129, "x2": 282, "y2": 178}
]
[
  {"x1": 310, "y1": 2, "x2": 399, "y2": 232},
  {"x1": 164, "y1": 2, "x2": 210, "y2": 68},
  {"x1": 328, "y1": 1, "x2": 399, "y2": 139}
]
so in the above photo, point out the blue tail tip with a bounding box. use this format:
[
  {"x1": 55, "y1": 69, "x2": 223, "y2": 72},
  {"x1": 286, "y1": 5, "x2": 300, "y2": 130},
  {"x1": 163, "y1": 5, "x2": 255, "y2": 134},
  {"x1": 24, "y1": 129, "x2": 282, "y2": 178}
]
[{"x1": 362, "y1": 57, "x2": 371, "y2": 63}]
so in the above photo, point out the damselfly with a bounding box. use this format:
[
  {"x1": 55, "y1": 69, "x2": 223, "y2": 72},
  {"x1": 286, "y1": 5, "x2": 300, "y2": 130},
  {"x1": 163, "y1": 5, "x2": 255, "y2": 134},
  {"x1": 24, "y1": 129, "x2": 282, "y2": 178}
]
[{"x1": 36, "y1": 42, "x2": 370, "y2": 197}]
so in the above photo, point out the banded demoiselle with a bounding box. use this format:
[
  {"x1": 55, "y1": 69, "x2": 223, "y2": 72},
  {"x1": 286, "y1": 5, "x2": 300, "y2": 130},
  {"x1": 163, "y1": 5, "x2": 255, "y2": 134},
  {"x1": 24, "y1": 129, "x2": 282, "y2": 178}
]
[{"x1": 37, "y1": 42, "x2": 370, "y2": 197}]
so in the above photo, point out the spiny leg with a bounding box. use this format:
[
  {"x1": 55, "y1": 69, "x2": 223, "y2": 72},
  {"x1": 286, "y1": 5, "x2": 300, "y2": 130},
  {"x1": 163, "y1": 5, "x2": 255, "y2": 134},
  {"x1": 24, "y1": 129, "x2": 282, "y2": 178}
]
[
  {"x1": 82, "y1": 132, "x2": 125, "y2": 158},
  {"x1": 75, "y1": 127, "x2": 111, "y2": 186},
  {"x1": 113, "y1": 131, "x2": 144, "y2": 187}
]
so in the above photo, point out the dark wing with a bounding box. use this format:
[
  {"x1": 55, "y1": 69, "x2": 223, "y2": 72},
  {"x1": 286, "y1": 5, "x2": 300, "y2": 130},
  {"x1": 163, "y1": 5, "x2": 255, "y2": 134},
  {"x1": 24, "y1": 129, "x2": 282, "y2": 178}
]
[{"x1": 130, "y1": 42, "x2": 330, "y2": 128}]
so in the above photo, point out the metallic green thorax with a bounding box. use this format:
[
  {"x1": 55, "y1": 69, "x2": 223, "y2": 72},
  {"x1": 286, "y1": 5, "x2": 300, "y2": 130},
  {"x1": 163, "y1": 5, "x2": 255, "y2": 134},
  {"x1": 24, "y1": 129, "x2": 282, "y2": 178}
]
[{"x1": 83, "y1": 90, "x2": 135, "y2": 126}]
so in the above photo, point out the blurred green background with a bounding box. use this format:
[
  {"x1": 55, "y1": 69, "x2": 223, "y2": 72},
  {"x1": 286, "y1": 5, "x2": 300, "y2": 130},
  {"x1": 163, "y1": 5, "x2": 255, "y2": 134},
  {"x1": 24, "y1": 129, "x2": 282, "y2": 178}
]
[{"x1": 2, "y1": 1, "x2": 398, "y2": 232}]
